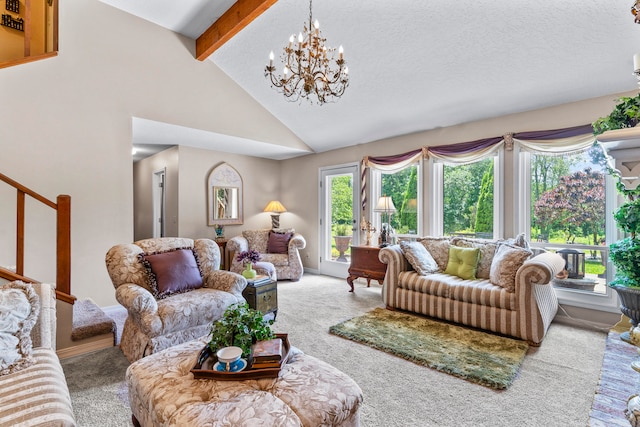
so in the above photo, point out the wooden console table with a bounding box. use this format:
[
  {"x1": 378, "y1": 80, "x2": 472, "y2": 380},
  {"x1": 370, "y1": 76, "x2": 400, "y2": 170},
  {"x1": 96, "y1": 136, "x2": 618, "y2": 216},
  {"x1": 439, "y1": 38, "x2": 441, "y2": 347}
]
[{"x1": 346, "y1": 245, "x2": 387, "y2": 292}]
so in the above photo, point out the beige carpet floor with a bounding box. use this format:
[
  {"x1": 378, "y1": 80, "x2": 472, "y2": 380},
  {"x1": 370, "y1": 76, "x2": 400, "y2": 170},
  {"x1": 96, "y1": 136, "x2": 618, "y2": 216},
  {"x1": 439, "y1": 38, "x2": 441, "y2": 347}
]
[{"x1": 64, "y1": 273, "x2": 609, "y2": 427}]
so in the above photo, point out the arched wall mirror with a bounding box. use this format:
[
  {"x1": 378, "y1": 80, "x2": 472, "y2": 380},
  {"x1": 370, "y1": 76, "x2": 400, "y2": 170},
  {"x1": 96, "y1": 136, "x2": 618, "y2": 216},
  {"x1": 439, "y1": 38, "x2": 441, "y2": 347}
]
[{"x1": 207, "y1": 162, "x2": 243, "y2": 225}]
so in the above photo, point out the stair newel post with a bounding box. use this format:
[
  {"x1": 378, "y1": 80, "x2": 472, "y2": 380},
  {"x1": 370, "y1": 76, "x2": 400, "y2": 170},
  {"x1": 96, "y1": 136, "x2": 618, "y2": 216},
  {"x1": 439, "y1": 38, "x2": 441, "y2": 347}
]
[{"x1": 56, "y1": 195, "x2": 71, "y2": 298}]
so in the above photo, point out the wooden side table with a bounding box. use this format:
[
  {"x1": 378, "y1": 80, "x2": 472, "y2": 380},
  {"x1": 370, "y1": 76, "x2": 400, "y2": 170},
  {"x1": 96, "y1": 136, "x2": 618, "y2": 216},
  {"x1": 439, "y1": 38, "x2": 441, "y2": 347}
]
[
  {"x1": 346, "y1": 245, "x2": 387, "y2": 292},
  {"x1": 242, "y1": 279, "x2": 278, "y2": 320}
]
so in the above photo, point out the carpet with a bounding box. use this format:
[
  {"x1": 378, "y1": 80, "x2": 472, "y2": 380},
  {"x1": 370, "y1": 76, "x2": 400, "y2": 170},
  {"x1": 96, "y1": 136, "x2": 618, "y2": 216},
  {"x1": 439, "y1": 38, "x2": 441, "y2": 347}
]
[{"x1": 329, "y1": 307, "x2": 528, "y2": 389}]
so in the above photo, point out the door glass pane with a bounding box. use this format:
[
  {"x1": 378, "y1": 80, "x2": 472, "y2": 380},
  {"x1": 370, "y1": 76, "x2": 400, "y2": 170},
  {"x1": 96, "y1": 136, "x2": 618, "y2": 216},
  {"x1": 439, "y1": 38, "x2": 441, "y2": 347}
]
[
  {"x1": 442, "y1": 158, "x2": 494, "y2": 238},
  {"x1": 329, "y1": 174, "x2": 353, "y2": 263}
]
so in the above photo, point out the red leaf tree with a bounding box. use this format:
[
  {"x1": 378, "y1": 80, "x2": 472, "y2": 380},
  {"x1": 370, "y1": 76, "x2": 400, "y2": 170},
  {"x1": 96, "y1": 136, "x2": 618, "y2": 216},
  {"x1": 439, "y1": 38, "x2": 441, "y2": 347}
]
[{"x1": 534, "y1": 168, "x2": 605, "y2": 246}]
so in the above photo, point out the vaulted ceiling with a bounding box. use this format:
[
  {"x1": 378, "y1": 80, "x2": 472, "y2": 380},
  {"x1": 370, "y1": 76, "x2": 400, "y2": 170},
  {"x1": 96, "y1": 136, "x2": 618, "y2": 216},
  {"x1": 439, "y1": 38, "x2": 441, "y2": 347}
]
[{"x1": 100, "y1": 0, "x2": 640, "y2": 161}]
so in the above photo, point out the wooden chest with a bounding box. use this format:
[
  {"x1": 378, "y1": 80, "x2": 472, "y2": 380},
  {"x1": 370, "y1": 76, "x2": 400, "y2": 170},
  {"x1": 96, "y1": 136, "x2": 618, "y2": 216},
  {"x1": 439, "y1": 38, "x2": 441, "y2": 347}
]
[
  {"x1": 347, "y1": 245, "x2": 387, "y2": 292},
  {"x1": 242, "y1": 279, "x2": 278, "y2": 320}
]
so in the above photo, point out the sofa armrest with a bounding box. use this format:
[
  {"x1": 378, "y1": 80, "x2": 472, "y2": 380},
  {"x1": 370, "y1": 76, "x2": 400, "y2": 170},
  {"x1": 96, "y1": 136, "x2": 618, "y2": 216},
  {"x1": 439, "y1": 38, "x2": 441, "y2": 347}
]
[
  {"x1": 30, "y1": 282, "x2": 57, "y2": 350},
  {"x1": 202, "y1": 270, "x2": 247, "y2": 299},
  {"x1": 289, "y1": 234, "x2": 306, "y2": 251},
  {"x1": 115, "y1": 284, "x2": 162, "y2": 336},
  {"x1": 379, "y1": 245, "x2": 411, "y2": 307},
  {"x1": 516, "y1": 251, "x2": 565, "y2": 289}
]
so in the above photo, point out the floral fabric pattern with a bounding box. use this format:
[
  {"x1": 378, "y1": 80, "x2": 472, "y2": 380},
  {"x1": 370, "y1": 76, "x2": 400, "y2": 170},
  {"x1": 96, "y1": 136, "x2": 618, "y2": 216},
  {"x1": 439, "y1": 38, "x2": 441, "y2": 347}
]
[
  {"x1": 417, "y1": 236, "x2": 451, "y2": 271},
  {"x1": 229, "y1": 232, "x2": 306, "y2": 281},
  {"x1": 126, "y1": 339, "x2": 362, "y2": 427},
  {"x1": 106, "y1": 237, "x2": 246, "y2": 362},
  {"x1": 489, "y1": 243, "x2": 533, "y2": 292},
  {"x1": 0, "y1": 282, "x2": 39, "y2": 376}
]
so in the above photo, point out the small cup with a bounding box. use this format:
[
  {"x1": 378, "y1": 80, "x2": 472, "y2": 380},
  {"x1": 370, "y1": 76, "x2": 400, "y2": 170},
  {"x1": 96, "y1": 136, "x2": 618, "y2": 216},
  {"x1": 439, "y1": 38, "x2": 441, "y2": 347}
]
[{"x1": 216, "y1": 346, "x2": 242, "y2": 371}]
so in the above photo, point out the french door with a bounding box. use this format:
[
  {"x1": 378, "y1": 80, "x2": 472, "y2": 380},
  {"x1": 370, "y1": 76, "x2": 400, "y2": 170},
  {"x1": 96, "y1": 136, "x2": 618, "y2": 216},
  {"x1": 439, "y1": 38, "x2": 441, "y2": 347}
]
[{"x1": 319, "y1": 164, "x2": 360, "y2": 278}]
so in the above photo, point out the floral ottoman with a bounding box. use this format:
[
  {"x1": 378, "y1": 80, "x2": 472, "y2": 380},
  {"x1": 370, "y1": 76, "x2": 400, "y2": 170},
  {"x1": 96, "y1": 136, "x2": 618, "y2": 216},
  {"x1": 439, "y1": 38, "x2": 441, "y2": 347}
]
[{"x1": 126, "y1": 339, "x2": 363, "y2": 426}]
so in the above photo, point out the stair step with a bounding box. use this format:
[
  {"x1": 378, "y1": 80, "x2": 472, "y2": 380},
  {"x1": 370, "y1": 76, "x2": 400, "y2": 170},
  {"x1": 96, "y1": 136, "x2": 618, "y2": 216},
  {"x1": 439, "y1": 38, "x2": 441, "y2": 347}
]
[{"x1": 72, "y1": 299, "x2": 116, "y2": 342}]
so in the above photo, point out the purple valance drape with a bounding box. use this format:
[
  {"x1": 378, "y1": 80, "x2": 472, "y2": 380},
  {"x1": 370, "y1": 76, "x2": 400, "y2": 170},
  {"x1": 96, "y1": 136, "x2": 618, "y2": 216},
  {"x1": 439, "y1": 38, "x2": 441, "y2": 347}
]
[
  {"x1": 428, "y1": 136, "x2": 503, "y2": 156},
  {"x1": 513, "y1": 124, "x2": 593, "y2": 141}
]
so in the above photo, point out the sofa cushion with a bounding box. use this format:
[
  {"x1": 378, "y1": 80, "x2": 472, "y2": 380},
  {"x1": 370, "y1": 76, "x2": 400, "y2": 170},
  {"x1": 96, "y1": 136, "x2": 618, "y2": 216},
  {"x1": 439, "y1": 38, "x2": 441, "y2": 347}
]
[
  {"x1": 242, "y1": 230, "x2": 270, "y2": 253},
  {"x1": 444, "y1": 246, "x2": 480, "y2": 280},
  {"x1": 451, "y1": 237, "x2": 497, "y2": 280},
  {"x1": 0, "y1": 282, "x2": 39, "y2": 376},
  {"x1": 417, "y1": 237, "x2": 450, "y2": 271},
  {"x1": 258, "y1": 253, "x2": 289, "y2": 267},
  {"x1": 489, "y1": 243, "x2": 532, "y2": 292},
  {"x1": 400, "y1": 241, "x2": 439, "y2": 275},
  {"x1": 140, "y1": 249, "x2": 203, "y2": 299},
  {"x1": 267, "y1": 231, "x2": 292, "y2": 254}
]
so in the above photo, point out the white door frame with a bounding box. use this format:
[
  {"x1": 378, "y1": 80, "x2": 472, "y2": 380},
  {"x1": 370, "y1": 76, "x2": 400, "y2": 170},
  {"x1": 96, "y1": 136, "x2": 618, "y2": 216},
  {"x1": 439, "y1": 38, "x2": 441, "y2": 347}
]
[
  {"x1": 318, "y1": 163, "x2": 360, "y2": 278},
  {"x1": 153, "y1": 168, "x2": 166, "y2": 238}
]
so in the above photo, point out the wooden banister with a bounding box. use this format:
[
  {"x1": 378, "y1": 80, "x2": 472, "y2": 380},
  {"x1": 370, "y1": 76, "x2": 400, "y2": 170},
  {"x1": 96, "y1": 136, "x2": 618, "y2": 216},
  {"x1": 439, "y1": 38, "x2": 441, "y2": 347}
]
[{"x1": 0, "y1": 172, "x2": 73, "y2": 303}]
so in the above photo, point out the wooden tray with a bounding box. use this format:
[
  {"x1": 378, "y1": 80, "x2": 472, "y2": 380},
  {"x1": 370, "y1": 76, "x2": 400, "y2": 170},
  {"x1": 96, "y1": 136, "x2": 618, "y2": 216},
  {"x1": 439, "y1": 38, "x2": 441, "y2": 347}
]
[{"x1": 191, "y1": 333, "x2": 290, "y2": 381}]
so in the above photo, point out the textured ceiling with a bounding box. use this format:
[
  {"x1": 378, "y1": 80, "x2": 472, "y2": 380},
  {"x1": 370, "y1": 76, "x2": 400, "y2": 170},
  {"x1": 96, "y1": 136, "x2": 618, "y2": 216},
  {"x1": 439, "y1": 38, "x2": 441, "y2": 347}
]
[{"x1": 102, "y1": 0, "x2": 640, "y2": 159}]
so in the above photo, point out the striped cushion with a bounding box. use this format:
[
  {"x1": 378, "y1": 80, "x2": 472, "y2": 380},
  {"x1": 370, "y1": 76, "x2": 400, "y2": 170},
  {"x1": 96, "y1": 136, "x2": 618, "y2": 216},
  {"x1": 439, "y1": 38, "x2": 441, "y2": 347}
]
[{"x1": 0, "y1": 348, "x2": 76, "y2": 427}]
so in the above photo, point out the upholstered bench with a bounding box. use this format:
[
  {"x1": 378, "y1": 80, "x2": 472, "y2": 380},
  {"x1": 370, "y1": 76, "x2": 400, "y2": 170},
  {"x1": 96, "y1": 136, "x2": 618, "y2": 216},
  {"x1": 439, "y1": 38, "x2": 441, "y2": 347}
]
[{"x1": 126, "y1": 338, "x2": 362, "y2": 426}]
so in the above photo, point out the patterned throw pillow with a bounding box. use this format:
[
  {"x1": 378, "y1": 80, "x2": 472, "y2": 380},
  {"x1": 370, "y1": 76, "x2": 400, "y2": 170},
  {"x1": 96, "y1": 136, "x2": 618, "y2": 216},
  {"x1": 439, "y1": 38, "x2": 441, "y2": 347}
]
[
  {"x1": 451, "y1": 237, "x2": 498, "y2": 280},
  {"x1": 417, "y1": 237, "x2": 451, "y2": 271},
  {"x1": 242, "y1": 230, "x2": 270, "y2": 253},
  {"x1": 139, "y1": 248, "x2": 203, "y2": 299},
  {"x1": 400, "y1": 240, "x2": 440, "y2": 275},
  {"x1": 444, "y1": 246, "x2": 480, "y2": 280},
  {"x1": 0, "y1": 281, "x2": 39, "y2": 376},
  {"x1": 489, "y1": 243, "x2": 533, "y2": 292}
]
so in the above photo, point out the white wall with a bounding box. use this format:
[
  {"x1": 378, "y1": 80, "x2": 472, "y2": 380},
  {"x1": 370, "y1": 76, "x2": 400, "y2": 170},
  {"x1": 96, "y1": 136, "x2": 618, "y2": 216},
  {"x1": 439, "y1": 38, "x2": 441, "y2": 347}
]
[{"x1": 0, "y1": 0, "x2": 301, "y2": 306}]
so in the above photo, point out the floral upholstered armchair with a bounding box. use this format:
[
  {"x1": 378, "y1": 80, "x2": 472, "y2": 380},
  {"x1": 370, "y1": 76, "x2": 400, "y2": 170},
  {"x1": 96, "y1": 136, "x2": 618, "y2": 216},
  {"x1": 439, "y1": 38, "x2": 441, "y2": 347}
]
[
  {"x1": 228, "y1": 229, "x2": 306, "y2": 281},
  {"x1": 105, "y1": 237, "x2": 246, "y2": 362}
]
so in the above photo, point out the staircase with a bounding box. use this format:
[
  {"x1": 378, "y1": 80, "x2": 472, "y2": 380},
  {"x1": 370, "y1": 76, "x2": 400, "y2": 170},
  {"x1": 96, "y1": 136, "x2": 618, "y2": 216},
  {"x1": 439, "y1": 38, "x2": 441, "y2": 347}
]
[{"x1": 0, "y1": 172, "x2": 115, "y2": 358}]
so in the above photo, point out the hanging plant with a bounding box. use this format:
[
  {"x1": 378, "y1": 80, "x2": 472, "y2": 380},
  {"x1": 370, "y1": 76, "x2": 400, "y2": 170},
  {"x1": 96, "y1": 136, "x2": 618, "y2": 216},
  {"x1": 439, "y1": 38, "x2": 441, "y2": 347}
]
[{"x1": 592, "y1": 93, "x2": 640, "y2": 136}]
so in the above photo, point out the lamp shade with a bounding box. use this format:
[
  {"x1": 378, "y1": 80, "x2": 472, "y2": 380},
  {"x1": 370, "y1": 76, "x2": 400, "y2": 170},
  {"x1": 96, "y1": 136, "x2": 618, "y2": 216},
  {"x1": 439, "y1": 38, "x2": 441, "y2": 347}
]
[
  {"x1": 373, "y1": 196, "x2": 396, "y2": 214},
  {"x1": 263, "y1": 200, "x2": 287, "y2": 214}
]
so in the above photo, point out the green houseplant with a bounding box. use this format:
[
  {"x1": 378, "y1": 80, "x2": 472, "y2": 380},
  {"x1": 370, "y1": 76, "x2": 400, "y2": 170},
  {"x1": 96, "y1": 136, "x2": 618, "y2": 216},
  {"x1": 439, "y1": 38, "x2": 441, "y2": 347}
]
[
  {"x1": 593, "y1": 93, "x2": 640, "y2": 136},
  {"x1": 208, "y1": 303, "x2": 274, "y2": 357}
]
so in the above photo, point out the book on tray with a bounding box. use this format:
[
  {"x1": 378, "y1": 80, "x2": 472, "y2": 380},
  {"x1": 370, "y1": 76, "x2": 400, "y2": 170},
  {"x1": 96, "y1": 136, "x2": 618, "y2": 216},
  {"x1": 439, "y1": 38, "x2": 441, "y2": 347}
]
[
  {"x1": 250, "y1": 337, "x2": 283, "y2": 368},
  {"x1": 248, "y1": 275, "x2": 270, "y2": 285}
]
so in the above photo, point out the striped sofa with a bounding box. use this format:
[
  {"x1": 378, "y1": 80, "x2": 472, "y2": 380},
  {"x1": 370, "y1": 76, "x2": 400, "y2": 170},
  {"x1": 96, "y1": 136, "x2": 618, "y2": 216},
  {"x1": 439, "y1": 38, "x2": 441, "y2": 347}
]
[
  {"x1": 379, "y1": 241, "x2": 565, "y2": 346},
  {"x1": 0, "y1": 282, "x2": 76, "y2": 426}
]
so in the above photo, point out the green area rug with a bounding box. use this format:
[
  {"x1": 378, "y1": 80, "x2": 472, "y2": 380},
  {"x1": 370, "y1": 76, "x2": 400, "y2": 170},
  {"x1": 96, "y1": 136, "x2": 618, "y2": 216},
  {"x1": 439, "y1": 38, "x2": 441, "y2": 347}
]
[{"x1": 329, "y1": 308, "x2": 529, "y2": 389}]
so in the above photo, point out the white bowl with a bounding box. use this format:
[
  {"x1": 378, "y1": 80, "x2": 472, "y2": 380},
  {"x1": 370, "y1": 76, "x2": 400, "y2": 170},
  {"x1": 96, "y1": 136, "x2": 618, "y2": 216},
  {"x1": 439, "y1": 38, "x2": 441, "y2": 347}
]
[{"x1": 216, "y1": 346, "x2": 242, "y2": 364}]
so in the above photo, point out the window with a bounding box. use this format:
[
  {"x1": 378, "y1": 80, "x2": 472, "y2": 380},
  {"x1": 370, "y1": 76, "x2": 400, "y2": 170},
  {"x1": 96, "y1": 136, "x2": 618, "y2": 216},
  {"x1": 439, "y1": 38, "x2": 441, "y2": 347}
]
[
  {"x1": 528, "y1": 146, "x2": 608, "y2": 294},
  {"x1": 443, "y1": 158, "x2": 494, "y2": 238},
  {"x1": 375, "y1": 163, "x2": 421, "y2": 237}
]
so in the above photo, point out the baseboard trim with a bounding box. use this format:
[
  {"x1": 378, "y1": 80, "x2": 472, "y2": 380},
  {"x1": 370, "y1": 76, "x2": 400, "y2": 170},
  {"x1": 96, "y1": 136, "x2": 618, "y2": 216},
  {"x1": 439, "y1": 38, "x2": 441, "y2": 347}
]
[{"x1": 57, "y1": 335, "x2": 114, "y2": 359}]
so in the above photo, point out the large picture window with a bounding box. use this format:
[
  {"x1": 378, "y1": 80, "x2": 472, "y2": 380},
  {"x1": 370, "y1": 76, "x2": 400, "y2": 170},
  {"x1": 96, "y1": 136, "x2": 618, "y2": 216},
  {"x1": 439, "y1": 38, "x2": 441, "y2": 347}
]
[
  {"x1": 376, "y1": 163, "x2": 421, "y2": 237},
  {"x1": 528, "y1": 145, "x2": 608, "y2": 294}
]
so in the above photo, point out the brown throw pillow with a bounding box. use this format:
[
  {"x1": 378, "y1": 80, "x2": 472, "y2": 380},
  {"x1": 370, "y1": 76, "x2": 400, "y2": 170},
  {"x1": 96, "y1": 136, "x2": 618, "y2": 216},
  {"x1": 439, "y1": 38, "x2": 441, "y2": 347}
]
[
  {"x1": 267, "y1": 231, "x2": 292, "y2": 254},
  {"x1": 140, "y1": 248, "x2": 203, "y2": 299}
]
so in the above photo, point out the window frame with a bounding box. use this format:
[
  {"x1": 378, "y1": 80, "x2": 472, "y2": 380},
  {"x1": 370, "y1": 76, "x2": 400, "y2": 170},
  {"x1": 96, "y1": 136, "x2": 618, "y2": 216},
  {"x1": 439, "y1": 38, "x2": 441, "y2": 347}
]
[
  {"x1": 515, "y1": 143, "x2": 620, "y2": 313},
  {"x1": 429, "y1": 149, "x2": 504, "y2": 238}
]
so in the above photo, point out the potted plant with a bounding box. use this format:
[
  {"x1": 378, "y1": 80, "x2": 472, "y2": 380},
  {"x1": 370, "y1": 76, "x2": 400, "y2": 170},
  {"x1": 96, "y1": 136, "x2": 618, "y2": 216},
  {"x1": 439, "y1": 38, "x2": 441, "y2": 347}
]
[
  {"x1": 593, "y1": 93, "x2": 640, "y2": 136},
  {"x1": 609, "y1": 198, "x2": 640, "y2": 343},
  {"x1": 334, "y1": 223, "x2": 352, "y2": 262},
  {"x1": 208, "y1": 303, "x2": 274, "y2": 357},
  {"x1": 236, "y1": 249, "x2": 261, "y2": 279}
]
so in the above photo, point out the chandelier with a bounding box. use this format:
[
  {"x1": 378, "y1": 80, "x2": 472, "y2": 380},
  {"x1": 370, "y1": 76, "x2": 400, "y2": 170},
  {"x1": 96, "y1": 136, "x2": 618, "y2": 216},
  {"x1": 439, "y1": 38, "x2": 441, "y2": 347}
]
[
  {"x1": 633, "y1": 1, "x2": 640, "y2": 23},
  {"x1": 264, "y1": 0, "x2": 349, "y2": 105}
]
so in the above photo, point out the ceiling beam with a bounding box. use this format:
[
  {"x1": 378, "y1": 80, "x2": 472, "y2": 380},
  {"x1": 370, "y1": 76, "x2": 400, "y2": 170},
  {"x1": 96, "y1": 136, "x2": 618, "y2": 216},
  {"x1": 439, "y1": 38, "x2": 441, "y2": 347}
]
[{"x1": 196, "y1": 0, "x2": 277, "y2": 61}]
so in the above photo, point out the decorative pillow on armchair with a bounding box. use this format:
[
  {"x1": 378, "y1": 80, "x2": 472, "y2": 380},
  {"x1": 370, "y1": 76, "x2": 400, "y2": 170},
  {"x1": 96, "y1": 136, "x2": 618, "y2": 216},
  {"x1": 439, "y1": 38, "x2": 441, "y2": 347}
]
[
  {"x1": 444, "y1": 246, "x2": 480, "y2": 280},
  {"x1": 242, "y1": 230, "x2": 270, "y2": 254},
  {"x1": 0, "y1": 281, "x2": 39, "y2": 376},
  {"x1": 139, "y1": 248, "x2": 203, "y2": 299},
  {"x1": 400, "y1": 240, "x2": 440, "y2": 275},
  {"x1": 267, "y1": 231, "x2": 292, "y2": 254},
  {"x1": 489, "y1": 243, "x2": 533, "y2": 292}
]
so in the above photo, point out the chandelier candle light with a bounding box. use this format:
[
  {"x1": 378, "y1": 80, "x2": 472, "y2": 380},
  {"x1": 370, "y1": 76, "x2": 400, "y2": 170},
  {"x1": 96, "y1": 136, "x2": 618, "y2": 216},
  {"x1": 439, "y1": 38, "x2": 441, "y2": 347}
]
[{"x1": 264, "y1": 0, "x2": 349, "y2": 104}]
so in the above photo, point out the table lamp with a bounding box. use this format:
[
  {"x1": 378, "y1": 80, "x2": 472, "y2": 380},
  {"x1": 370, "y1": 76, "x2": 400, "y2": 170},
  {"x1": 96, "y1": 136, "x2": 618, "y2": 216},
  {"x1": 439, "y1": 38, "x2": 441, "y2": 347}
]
[
  {"x1": 373, "y1": 196, "x2": 396, "y2": 247},
  {"x1": 263, "y1": 200, "x2": 287, "y2": 229}
]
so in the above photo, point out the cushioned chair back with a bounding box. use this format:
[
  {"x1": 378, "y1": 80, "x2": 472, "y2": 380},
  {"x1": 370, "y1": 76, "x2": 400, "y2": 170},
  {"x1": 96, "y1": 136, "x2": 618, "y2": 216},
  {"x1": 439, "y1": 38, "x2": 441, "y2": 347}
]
[{"x1": 105, "y1": 237, "x2": 221, "y2": 295}]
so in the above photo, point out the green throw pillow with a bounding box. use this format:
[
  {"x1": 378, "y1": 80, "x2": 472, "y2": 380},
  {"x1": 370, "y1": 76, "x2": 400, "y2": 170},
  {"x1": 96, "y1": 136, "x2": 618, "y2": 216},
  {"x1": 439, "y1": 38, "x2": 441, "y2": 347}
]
[{"x1": 444, "y1": 246, "x2": 480, "y2": 280}]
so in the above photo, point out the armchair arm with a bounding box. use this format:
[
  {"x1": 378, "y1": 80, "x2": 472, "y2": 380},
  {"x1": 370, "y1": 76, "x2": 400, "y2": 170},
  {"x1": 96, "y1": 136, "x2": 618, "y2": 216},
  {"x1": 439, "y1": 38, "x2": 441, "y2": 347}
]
[
  {"x1": 227, "y1": 236, "x2": 248, "y2": 254},
  {"x1": 202, "y1": 270, "x2": 247, "y2": 300},
  {"x1": 115, "y1": 284, "x2": 162, "y2": 336},
  {"x1": 288, "y1": 234, "x2": 306, "y2": 251}
]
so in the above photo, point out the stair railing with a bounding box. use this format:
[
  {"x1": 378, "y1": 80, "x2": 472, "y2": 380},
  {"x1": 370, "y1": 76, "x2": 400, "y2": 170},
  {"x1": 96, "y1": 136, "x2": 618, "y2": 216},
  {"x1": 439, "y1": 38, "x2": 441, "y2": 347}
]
[{"x1": 0, "y1": 172, "x2": 74, "y2": 304}]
